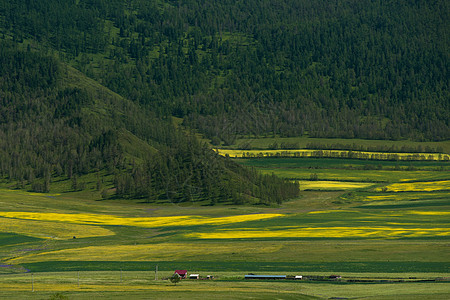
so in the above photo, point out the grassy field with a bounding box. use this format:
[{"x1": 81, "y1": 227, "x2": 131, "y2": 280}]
[
  {"x1": 0, "y1": 145, "x2": 449, "y2": 299},
  {"x1": 1, "y1": 271, "x2": 449, "y2": 299}
]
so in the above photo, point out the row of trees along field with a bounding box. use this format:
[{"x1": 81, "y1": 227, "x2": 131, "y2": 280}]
[
  {"x1": 259, "y1": 141, "x2": 445, "y2": 154},
  {"x1": 0, "y1": 42, "x2": 298, "y2": 205},
  {"x1": 0, "y1": 0, "x2": 448, "y2": 143}
]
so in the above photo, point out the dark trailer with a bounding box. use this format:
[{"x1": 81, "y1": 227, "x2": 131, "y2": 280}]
[{"x1": 245, "y1": 275, "x2": 287, "y2": 280}]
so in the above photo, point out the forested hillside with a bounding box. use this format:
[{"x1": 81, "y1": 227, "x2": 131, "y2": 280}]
[
  {"x1": 1, "y1": 0, "x2": 447, "y2": 143},
  {"x1": 0, "y1": 41, "x2": 298, "y2": 204}
]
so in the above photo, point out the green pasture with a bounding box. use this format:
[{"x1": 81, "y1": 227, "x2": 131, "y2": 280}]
[
  {"x1": 0, "y1": 233, "x2": 40, "y2": 246},
  {"x1": 248, "y1": 167, "x2": 449, "y2": 183},
  {"x1": 0, "y1": 153, "x2": 449, "y2": 299},
  {"x1": 19, "y1": 260, "x2": 449, "y2": 274},
  {"x1": 0, "y1": 270, "x2": 449, "y2": 299},
  {"x1": 239, "y1": 157, "x2": 449, "y2": 170},
  {"x1": 0, "y1": 188, "x2": 448, "y2": 265},
  {"x1": 238, "y1": 158, "x2": 449, "y2": 183},
  {"x1": 344, "y1": 191, "x2": 450, "y2": 208}
]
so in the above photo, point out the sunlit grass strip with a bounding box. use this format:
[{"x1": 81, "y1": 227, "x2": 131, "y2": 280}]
[
  {"x1": 376, "y1": 180, "x2": 450, "y2": 192},
  {"x1": 0, "y1": 189, "x2": 61, "y2": 197},
  {"x1": 216, "y1": 149, "x2": 450, "y2": 161},
  {"x1": 8, "y1": 243, "x2": 281, "y2": 263},
  {"x1": 0, "y1": 217, "x2": 114, "y2": 239},
  {"x1": 187, "y1": 227, "x2": 450, "y2": 239},
  {"x1": 299, "y1": 180, "x2": 374, "y2": 190},
  {"x1": 0, "y1": 212, "x2": 284, "y2": 228}
]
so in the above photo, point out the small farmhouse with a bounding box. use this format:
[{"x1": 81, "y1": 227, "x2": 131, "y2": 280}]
[
  {"x1": 174, "y1": 270, "x2": 187, "y2": 279},
  {"x1": 189, "y1": 274, "x2": 200, "y2": 279}
]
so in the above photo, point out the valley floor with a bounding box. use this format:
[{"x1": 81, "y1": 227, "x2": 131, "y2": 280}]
[{"x1": 0, "y1": 156, "x2": 449, "y2": 299}]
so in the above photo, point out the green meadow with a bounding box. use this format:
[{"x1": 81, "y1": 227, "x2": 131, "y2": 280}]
[{"x1": 0, "y1": 153, "x2": 449, "y2": 299}]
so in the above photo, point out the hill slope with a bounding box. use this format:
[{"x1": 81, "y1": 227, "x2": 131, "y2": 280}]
[{"x1": 0, "y1": 42, "x2": 298, "y2": 204}]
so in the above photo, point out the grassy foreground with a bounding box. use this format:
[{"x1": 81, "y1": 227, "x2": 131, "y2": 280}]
[
  {"x1": 0, "y1": 153, "x2": 449, "y2": 299},
  {"x1": 1, "y1": 271, "x2": 449, "y2": 300}
]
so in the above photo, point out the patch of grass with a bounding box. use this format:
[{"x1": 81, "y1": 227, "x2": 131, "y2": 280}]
[
  {"x1": 0, "y1": 216, "x2": 114, "y2": 240},
  {"x1": 260, "y1": 168, "x2": 448, "y2": 183},
  {"x1": 20, "y1": 261, "x2": 450, "y2": 273},
  {"x1": 237, "y1": 157, "x2": 450, "y2": 169},
  {"x1": 357, "y1": 201, "x2": 450, "y2": 209},
  {"x1": 0, "y1": 233, "x2": 41, "y2": 246}
]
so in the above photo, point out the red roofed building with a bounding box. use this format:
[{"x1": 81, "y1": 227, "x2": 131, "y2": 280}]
[{"x1": 174, "y1": 270, "x2": 187, "y2": 279}]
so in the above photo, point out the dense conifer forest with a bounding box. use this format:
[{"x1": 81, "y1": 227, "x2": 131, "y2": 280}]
[{"x1": 0, "y1": 0, "x2": 447, "y2": 202}]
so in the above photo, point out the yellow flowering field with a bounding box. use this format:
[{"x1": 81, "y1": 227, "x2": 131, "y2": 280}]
[
  {"x1": 376, "y1": 180, "x2": 450, "y2": 192},
  {"x1": 299, "y1": 180, "x2": 374, "y2": 190},
  {"x1": 406, "y1": 211, "x2": 450, "y2": 216},
  {"x1": 0, "y1": 217, "x2": 114, "y2": 239},
  {"x1": 307, "y1": 209, "x2": 450, "y2": 217},
  {"x1": 0, "y1": 212, "x2": 284, "y2": 228},
  {"x1": 307, "y1": 209, "x2": 358, "y2": 214},
  {"x1": 216, "y1": 149, "x2": 450, "y2": 161},
  {"x1": 187, "y1": 226, "x2": 450, "y2": 239}
]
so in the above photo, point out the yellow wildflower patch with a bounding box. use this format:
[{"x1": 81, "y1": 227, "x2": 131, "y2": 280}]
[
  {"x1": 363, "y1": 192, "x2": 449, "y2": 202},
  {"x1": 377, "y1": 180, "x2": 450, "y2": 192},
  {"x1": 0, "y1": 212, "x2": 284, "y2": 228},
  {"x1": 405, "y1": 211, "x2": 450, "y2": 216},
  {"x1": 187, "y1": 226, "x2": 450, "y2": 239},
  {"x1": 299, "y1": 180, "x2": 374, "y2": 190},
  {"x1": 308, "y1": 210, "x2": 358, "y2": 214},
  {"x1": 0, "y1": 217, "x2": 114, "y2": 239}
]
